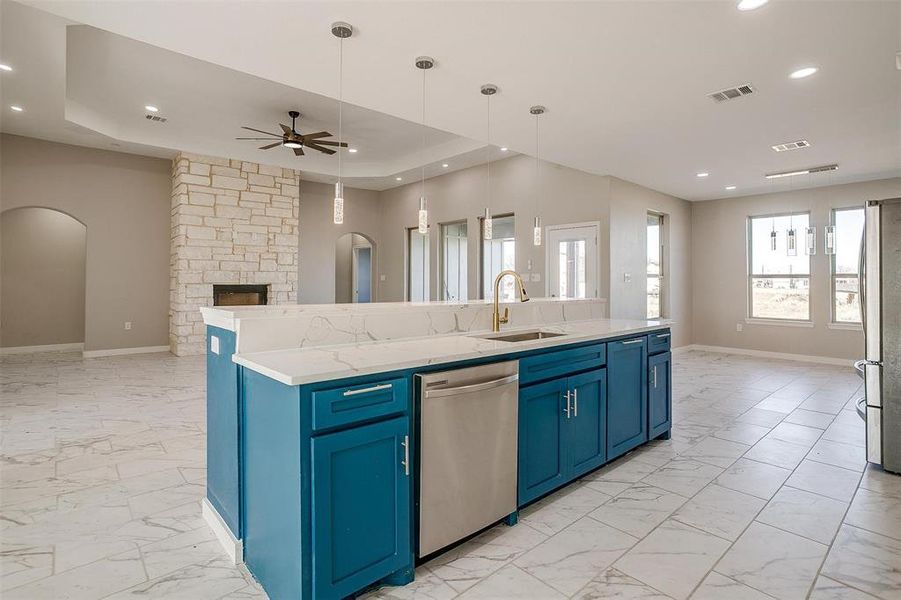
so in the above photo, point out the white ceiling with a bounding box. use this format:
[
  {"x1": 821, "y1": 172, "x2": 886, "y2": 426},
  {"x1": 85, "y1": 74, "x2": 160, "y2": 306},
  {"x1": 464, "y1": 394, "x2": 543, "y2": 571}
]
[{"x1": 7, "y1": 0, "x2": 901, "y2": 200}]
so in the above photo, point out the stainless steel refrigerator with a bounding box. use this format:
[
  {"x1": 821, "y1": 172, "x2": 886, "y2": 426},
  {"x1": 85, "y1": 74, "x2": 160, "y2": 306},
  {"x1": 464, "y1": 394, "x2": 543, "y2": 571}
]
[{"x1": 859, "y1": 198, "x2": 901, "y2": 474}]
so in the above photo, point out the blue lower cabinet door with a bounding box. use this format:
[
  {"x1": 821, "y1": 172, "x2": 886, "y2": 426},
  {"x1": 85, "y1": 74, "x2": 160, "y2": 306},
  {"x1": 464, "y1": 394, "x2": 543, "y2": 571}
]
[
  {"x1": 648, "y1": 351, "x2": 672, "y2": 439},
  {"x1": 311, "y1": 417, "x2": 411, "y2": 599},
  {"x1": 518, "y1": 379, "x2": 569, "y2": 505},
  {"x1": 567, "y1": 369, "x2": 607, "y2": 478},
  {"x1": 607, "y1": 337, "x2": 648, "y2": 459}
]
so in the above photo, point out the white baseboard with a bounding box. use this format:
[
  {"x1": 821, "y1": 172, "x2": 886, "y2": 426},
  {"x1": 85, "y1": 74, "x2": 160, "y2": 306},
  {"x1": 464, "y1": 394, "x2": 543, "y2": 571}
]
[
  {"x1": 0, "y1": 342, "x2": 84, "y2": 355},
  {"x1": 202, "y1": 498, "x2": 243, "y2": 564},
  {"x1": 680, "y1": 344, "x2": 855, "y2": 367},
  {"x1": 82, "y1": 345, "x2": 171, "y2": 358}
]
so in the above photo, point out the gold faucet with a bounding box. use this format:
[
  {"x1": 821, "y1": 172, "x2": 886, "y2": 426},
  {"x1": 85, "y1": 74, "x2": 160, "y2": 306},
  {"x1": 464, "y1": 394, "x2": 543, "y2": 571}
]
[{"x1": 492, "y1": 269, "x2": 530, "y2": 332}]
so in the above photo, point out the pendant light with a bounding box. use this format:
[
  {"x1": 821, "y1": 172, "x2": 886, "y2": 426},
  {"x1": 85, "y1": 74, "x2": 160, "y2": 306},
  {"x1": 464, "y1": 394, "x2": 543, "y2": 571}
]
[
  {"x1": 770, "y1": 217, "x2": 778, "y2": 252},
  {"x1": 415, "y1": 56, "x2": 435, "y2": 234},
  {"x1": 787, "y1": 213, "x2": 798, "y2": 256},
  {"x1": 530, "y1": 105, "x2": 546, "y2": 246},
  {"x1": 331, "y1": 21, "x2": 353, "y2": 225},
  {"x1": 824, "y1": 170, "x2": 836, "y2": 255},
  {"x1": 481, "y1": 84, "x2": 498, "y2": 240},
  {"x1": 804, "y1": 173, "x2": 816, "y2": 255}
]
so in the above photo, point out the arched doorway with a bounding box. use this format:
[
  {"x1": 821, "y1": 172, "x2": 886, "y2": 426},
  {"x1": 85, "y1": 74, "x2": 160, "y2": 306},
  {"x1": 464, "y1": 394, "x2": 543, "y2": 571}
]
[
  {"x1": 0, "y1": 207, "x2": 87, "y2": 350},
  {"x1": 335, "y1": 232, "x2": 375, "y2": 303}
]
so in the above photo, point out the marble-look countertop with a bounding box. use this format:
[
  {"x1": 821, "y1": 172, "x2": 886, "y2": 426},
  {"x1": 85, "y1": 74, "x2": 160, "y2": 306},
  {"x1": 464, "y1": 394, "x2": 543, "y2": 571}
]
[{"x1": 232, "y1": 318, "x2": 671, "y2": 386}]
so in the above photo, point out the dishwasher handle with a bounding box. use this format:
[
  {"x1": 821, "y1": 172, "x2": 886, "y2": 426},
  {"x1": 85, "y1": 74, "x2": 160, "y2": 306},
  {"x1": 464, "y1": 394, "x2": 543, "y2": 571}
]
[{"x1": 423, "y1": 373, "x2": 519, "y2": 398}]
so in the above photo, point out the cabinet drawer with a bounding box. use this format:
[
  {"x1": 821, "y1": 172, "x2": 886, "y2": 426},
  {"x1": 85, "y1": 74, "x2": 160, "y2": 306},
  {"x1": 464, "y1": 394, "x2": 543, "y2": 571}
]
[
  {"x1": 519, "y1": 343, "x2": 606, "y2": 387},
  {"x1": 312, "y1": 377, "x2": 409, "y2": 431},
  {"x1": 647, "y1": 330, "x2": 671, "y2": 355}
]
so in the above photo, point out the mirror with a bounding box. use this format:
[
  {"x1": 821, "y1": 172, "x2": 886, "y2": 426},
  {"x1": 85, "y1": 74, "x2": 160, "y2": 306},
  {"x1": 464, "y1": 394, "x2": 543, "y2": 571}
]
[{"x1": 335, "y1": 233, "x2": 375, "y2": 304}]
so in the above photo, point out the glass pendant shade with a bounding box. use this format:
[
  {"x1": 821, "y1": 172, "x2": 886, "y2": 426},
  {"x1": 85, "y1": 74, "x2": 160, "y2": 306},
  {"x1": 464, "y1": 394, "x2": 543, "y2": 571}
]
[
  {"x1": 533, "y1": 216, "x2": 542, "y2": 246},
  {"x1": 418, "y1": 196, "x2": 428, "y2": 234},
  {"x1": 786, "y1": 227, "x2": 798, "y2": 256},
  {"x1": 805, "y1": 226, "x2": 816, "y2": 255},
  {"x1": 825, "y1": 225, "x2": 836, "y2": 255},
  {"x1": 333, "y1": 182, "x2": 344, "y2": 225},
  {"x1": 770, "y1": 229, "x2": 778, "y2": 252},
  {"x1": 483, "y1": 207, "x2": 493, "y2": 240}
]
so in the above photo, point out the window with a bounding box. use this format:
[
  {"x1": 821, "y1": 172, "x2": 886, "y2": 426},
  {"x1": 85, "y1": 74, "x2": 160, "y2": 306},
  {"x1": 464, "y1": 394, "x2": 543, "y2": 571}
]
[
  {"x1": 440, "y1": 221, "x2": 468, "y2": 301},
  {"x1": 481, "y1": 214, "x2": 515, "y2": 301},
  {"x1": 407, "y1": 227, "x2": 429, "y2": 302},
  {"x1": 546, "y1": 223, "x2": 599, "y2": 299},
  {"x1": 832, "y1": 207, "x2": 865, "y2": 324},
  {"x1": 748, "y1": 212, "x2": 811, "y2": 320},
  {"x1": 647, "y1": 213, "x2": 664, "y2": 318}
]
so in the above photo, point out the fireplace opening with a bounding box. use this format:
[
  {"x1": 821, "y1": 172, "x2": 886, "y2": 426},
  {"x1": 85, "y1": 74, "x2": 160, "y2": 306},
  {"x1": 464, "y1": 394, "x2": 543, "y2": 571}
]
[{"x1": 213, "y1": 284, "x2": 269, "y2": 307}]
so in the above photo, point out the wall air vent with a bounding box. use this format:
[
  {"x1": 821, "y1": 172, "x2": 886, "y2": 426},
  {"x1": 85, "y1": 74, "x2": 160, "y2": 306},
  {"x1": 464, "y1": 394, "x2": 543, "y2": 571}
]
[
  {"x1": 772, "y1": 140, "x2": 810, "y2": 152},
  {"x1": 708, "y1": 84, "x2": 755, "y2": 103},
  {"x1": 145, "y1": 114, "x2": 167, "y2": 123}
]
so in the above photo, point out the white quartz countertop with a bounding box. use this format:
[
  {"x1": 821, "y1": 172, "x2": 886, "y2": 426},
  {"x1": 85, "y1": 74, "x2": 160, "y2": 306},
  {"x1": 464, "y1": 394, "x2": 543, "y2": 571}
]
[{"x1": 232, "y1": 318, "x2": 672, "y2": 386}]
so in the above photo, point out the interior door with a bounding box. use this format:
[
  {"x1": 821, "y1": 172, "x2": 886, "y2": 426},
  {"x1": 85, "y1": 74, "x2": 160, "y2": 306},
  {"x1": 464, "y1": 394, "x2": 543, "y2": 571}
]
[
  {"x1": 353, "y1": 246, "x2": 372, "y2": 303},
  {"x1": 546, "y1": 224, "x2": 599, "y2": 299}
]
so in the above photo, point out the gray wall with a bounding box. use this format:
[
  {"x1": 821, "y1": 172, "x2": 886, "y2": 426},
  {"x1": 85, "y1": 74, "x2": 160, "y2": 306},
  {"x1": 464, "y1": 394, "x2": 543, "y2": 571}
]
[
  {"x1": 0, "y1": 134, "x2": 171, "y2": 352},
  {"x1": 0, "y1": 207, "x2": 87, "y2": 347},
  {"x1": 691, "y1": 177, "x2": 901, "y2": 360}
]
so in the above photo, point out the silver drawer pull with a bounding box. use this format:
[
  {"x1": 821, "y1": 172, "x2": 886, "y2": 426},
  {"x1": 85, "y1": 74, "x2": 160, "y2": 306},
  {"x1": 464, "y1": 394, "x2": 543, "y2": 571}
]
[
  {"x1": 656, "y1": 333, "x2": 671, "y2": 339},
  {"x1": 401, "y1": 435, "x2": 410, "y2": 476},
  {"x1": 343, "y1": 383, "x2": 393, "y2": 397},
  {"x1": 621, "y1": 338, "x2": 644, "y2": 345}
]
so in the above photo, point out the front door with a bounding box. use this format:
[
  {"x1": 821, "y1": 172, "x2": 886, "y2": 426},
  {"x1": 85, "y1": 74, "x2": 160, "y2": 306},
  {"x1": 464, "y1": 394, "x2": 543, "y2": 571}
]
[{"x1": 546, "y1": 223, "x2": 599, "y2": 299}]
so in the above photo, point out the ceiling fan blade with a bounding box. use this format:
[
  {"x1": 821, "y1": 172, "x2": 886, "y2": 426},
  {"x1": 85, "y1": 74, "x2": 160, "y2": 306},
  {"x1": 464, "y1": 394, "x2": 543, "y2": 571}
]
[
  {"x1": 259, "y1": 141, "x2": 283, "y2": 150},
  {"x1": 300, "y1": 131, "x2": 331, "y2": 140},
  {"x1": 293, "y1": 147, "x2": 305, "y2": 156},
  {"x1": 242, "y1": 126, "x2": 281, "y2": 137},
  {"x1": 313, "y1": 140, "x2": 349, "y2": 147},
  {"x1": 236, "y1": 137, "x2": 276, "y2": 140},
  {"x1": 279, "y1": 123, "x2": 292, "y2": 134},
  {"x1": 305, "y1": 143, "x2": 336, "y2": 155}
]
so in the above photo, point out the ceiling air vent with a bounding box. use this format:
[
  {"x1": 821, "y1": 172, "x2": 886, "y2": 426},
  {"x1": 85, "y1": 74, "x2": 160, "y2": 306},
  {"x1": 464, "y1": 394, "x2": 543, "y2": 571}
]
[
  {"x1": 145, "y1": 114, "x2": 168, "y2": 123},
  {"x1": 772, "y1": 140, "x2": 810, "y2": 152},
  {"x1": 708, "y1": 84, "x2": 755, "y2": 103}
]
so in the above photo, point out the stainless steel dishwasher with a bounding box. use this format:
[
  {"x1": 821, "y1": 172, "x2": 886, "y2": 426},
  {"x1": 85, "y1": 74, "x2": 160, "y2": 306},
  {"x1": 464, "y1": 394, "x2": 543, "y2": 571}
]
[{"x1": 417, "y1": 361, "x2": 519, "y2": 557}]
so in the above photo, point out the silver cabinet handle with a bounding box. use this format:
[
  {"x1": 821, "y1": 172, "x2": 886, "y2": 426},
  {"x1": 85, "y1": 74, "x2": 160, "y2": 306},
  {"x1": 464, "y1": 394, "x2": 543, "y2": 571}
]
[
  {"x1": 573, "y1": 389, "x2": 578, "y2": 417},
  {"x1": 564, "y1": 390, "x2": 571, "y2": 419},
  {"x1": 343, "y1": 383, "x2": 392, "y2": 397},
  {"x1": 656, "y1": 333, "x2": 671, "y2": 339},
  {"x1": 653, "y1": 365, "x2": 658, "y2": 388},
  {"x1": 401, "y1": 435, "x2": 410, "y2": 476},
  {"x1": 621, "y1": 338, "x2": 644, "y2": 345}
]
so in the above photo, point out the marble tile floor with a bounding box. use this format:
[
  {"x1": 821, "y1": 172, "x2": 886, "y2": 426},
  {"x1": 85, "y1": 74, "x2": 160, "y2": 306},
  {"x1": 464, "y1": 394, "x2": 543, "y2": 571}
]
[{"x1": 2, "y1": 350, "x2": 899, "y2": 600}]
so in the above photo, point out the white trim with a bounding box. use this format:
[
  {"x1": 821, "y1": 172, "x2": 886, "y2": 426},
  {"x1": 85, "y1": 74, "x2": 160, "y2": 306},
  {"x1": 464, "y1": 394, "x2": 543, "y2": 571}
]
[
  {"x1": 82, "y1": 345, "x2": 170, "y2": 358},
  {"x1": 680, "y1": 344, "x2": 854, "y2": 367},
  {"x1": 744, "y1": 317, "x2": 814, "y2": 328},
  {"x1": 827, "y1": 321, "x2": 863, "y2": 331},
  {"x1": 202, "y1": 498, "x2": 243, "y2": 564},
  {"x1": 0, "y1": 342, "x2": 84, "y2": 355}
]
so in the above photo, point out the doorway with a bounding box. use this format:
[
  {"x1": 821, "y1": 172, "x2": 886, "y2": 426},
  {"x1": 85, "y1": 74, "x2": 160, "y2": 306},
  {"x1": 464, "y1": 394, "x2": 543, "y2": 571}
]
[
  {"x1": 546, "y1": 222, "x2": 600, "y2": 299},
  {"x1": 335, "y1": 233, "x2": 375, "y2": 303},
  {"x1": 353, "y1": 246, "x2": 372, "y2": 303}
]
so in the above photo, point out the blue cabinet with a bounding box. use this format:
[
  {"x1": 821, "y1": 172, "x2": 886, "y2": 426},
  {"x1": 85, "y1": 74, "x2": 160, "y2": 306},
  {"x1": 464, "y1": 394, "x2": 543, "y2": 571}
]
[
  {"x1": 648, "y1": 351, "x2": 672, "y2": 439},
  {"x1": 206, "y1": 326, "x2": 241, "y2": 538},
  {"x1": 311, "y1": 417, "x2": 412, "y2": 599},
  {"x1": 518, "y1": 368, "x2": 607, "y2": 505},
  {"x1": 607, "y1": 337, "x2": 648, "y2": 459}
]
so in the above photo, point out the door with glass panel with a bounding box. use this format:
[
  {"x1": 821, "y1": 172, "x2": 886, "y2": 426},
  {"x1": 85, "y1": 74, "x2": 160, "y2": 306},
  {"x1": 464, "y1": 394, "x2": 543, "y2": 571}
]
[
  {"x1": 481, "y1": 215, "x2": 516, "y2": 301},
  {"x1": 441, "y1": 221, "x2": 468, "y2": 301},
  {"x1": 407, "y1": 227, "x2": 429, "y2": 302},
  {"x1": 546, "y1": 223, "x2": 599, "y2": 299}
]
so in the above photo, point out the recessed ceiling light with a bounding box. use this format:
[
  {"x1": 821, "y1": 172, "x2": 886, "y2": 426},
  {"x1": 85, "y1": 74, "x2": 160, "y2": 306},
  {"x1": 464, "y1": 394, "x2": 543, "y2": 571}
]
[
  {"x1": 696, "y1": 172, "x2": 709, "y2": 178},
  {"x1": 725, "y1": 185, "x2": 737, "y2": 190},
  {"x1": 0, "y1": 63, "x2": 12, "y2": 72},
  {"x1": 144, "y1": 105, "x2": 159, "y2": 112},
  {"x1": 10, "y1": 105, "x2": 23, "y2": 112},
  {"x1": 395, "y1": 177, "x2": 403, "y2": 181},
  {"x1": 442, "y1": 163, "x2": 449, "y2": 168},
  {"x1": 348, "y1": 148, "x2": 357, "y2": 153},
  {"x1": 737, "y1": 0, "x2": 768, "y2": 11},
  {"x1": 789, "y1": 67, "x2": 818, "y2": 79},
  {"x1": 500, "y1": 147, "x2": 508, "y2": 152}
]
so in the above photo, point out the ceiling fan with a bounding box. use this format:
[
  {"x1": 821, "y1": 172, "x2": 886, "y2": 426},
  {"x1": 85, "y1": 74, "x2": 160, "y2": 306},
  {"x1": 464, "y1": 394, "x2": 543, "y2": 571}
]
[{"x1": 236, "y1": 110, "x2": 347, "y2": 156}]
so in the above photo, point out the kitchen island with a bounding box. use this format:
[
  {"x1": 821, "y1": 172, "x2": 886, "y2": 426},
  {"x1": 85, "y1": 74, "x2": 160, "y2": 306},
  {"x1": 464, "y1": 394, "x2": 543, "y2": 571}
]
[{"x1": 202, "y1": 300, "x2": 672, "y2": 600}]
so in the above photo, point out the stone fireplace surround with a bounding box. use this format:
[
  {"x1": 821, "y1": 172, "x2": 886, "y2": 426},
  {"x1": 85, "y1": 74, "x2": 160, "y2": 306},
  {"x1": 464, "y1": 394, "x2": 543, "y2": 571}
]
[{"x1": 169, "y1": 152, "x2": 299, "y2": 356}]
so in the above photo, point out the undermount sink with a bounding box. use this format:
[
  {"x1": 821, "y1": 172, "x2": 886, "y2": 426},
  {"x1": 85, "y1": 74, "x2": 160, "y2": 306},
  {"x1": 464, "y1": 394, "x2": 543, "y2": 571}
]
[{"x1": 477, "y1": 330, "x2": 568, "y2": 343}]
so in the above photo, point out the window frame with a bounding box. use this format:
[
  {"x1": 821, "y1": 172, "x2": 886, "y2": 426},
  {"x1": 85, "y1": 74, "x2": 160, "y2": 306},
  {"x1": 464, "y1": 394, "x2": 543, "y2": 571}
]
[
  {"x1": 746, "y1": 211, "x2": 812, "y2": 323},
  {"x1": 439, "y1": 220, "x2": 468, "y2": 302},
  {"x1": 830, "y1": 205, "x2": 865, "y2": 327},
  {"x1": 478, "y1": 212, "x2": 515, "y2": 300},
  {"x1": 646, "y1": 211, "x2": 665, "y2": 319}
]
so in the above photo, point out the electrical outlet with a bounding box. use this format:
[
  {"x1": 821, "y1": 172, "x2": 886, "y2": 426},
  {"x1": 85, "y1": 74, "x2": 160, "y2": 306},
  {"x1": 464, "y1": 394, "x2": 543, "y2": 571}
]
[
  {"x1": 736, "y1": 323, "x2": 743, "y2": 332},
  {"x1": 211, "y1": 336, "x2": 220, "y2": 355},
  {"x1": 124, "y1": 321, "x2": 132, "y2": 330},
  {"x1": 527, "y1": 259, "x2": 533, "y2": 271},
  {"x1": 623, "y1": 272, "x2": 632, "y2": 283},
  {"x1": 531, "y1": 273, "x2": 541, "y2": 282},
  {"x1": 380, "y1": 274, "x2": 387, "y2": 281}
]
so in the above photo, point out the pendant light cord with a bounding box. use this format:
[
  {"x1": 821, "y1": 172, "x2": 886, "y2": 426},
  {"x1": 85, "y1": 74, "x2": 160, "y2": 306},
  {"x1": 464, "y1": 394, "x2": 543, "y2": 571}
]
[
  {"x1": 338, "y1": 36, "x2": 344, "y2": 187},
  {"x1": 486, "y1": 92, "x2": 491, "y2": 214},
  {"x1": 421, "y1": 66, "x2": 426, "y2": 200},
  {"x1": 535, "y1": 112, "x2": 540, "y2": 215}
]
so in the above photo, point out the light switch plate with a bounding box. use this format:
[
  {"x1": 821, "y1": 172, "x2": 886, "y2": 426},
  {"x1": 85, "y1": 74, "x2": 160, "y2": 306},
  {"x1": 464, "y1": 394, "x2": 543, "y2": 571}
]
[
  {"x1": 380, "y1": 274, "x2": 387, "y2": 281},
  {"x1": 531, "y1": 273, "x2": 541, "y2": 282},
  {"x1": 624, "y1": 273, "x2": 632, "y2": 283},
  {"x1": 211, "y1": 336, "x2": 220, "y2": 355}
]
